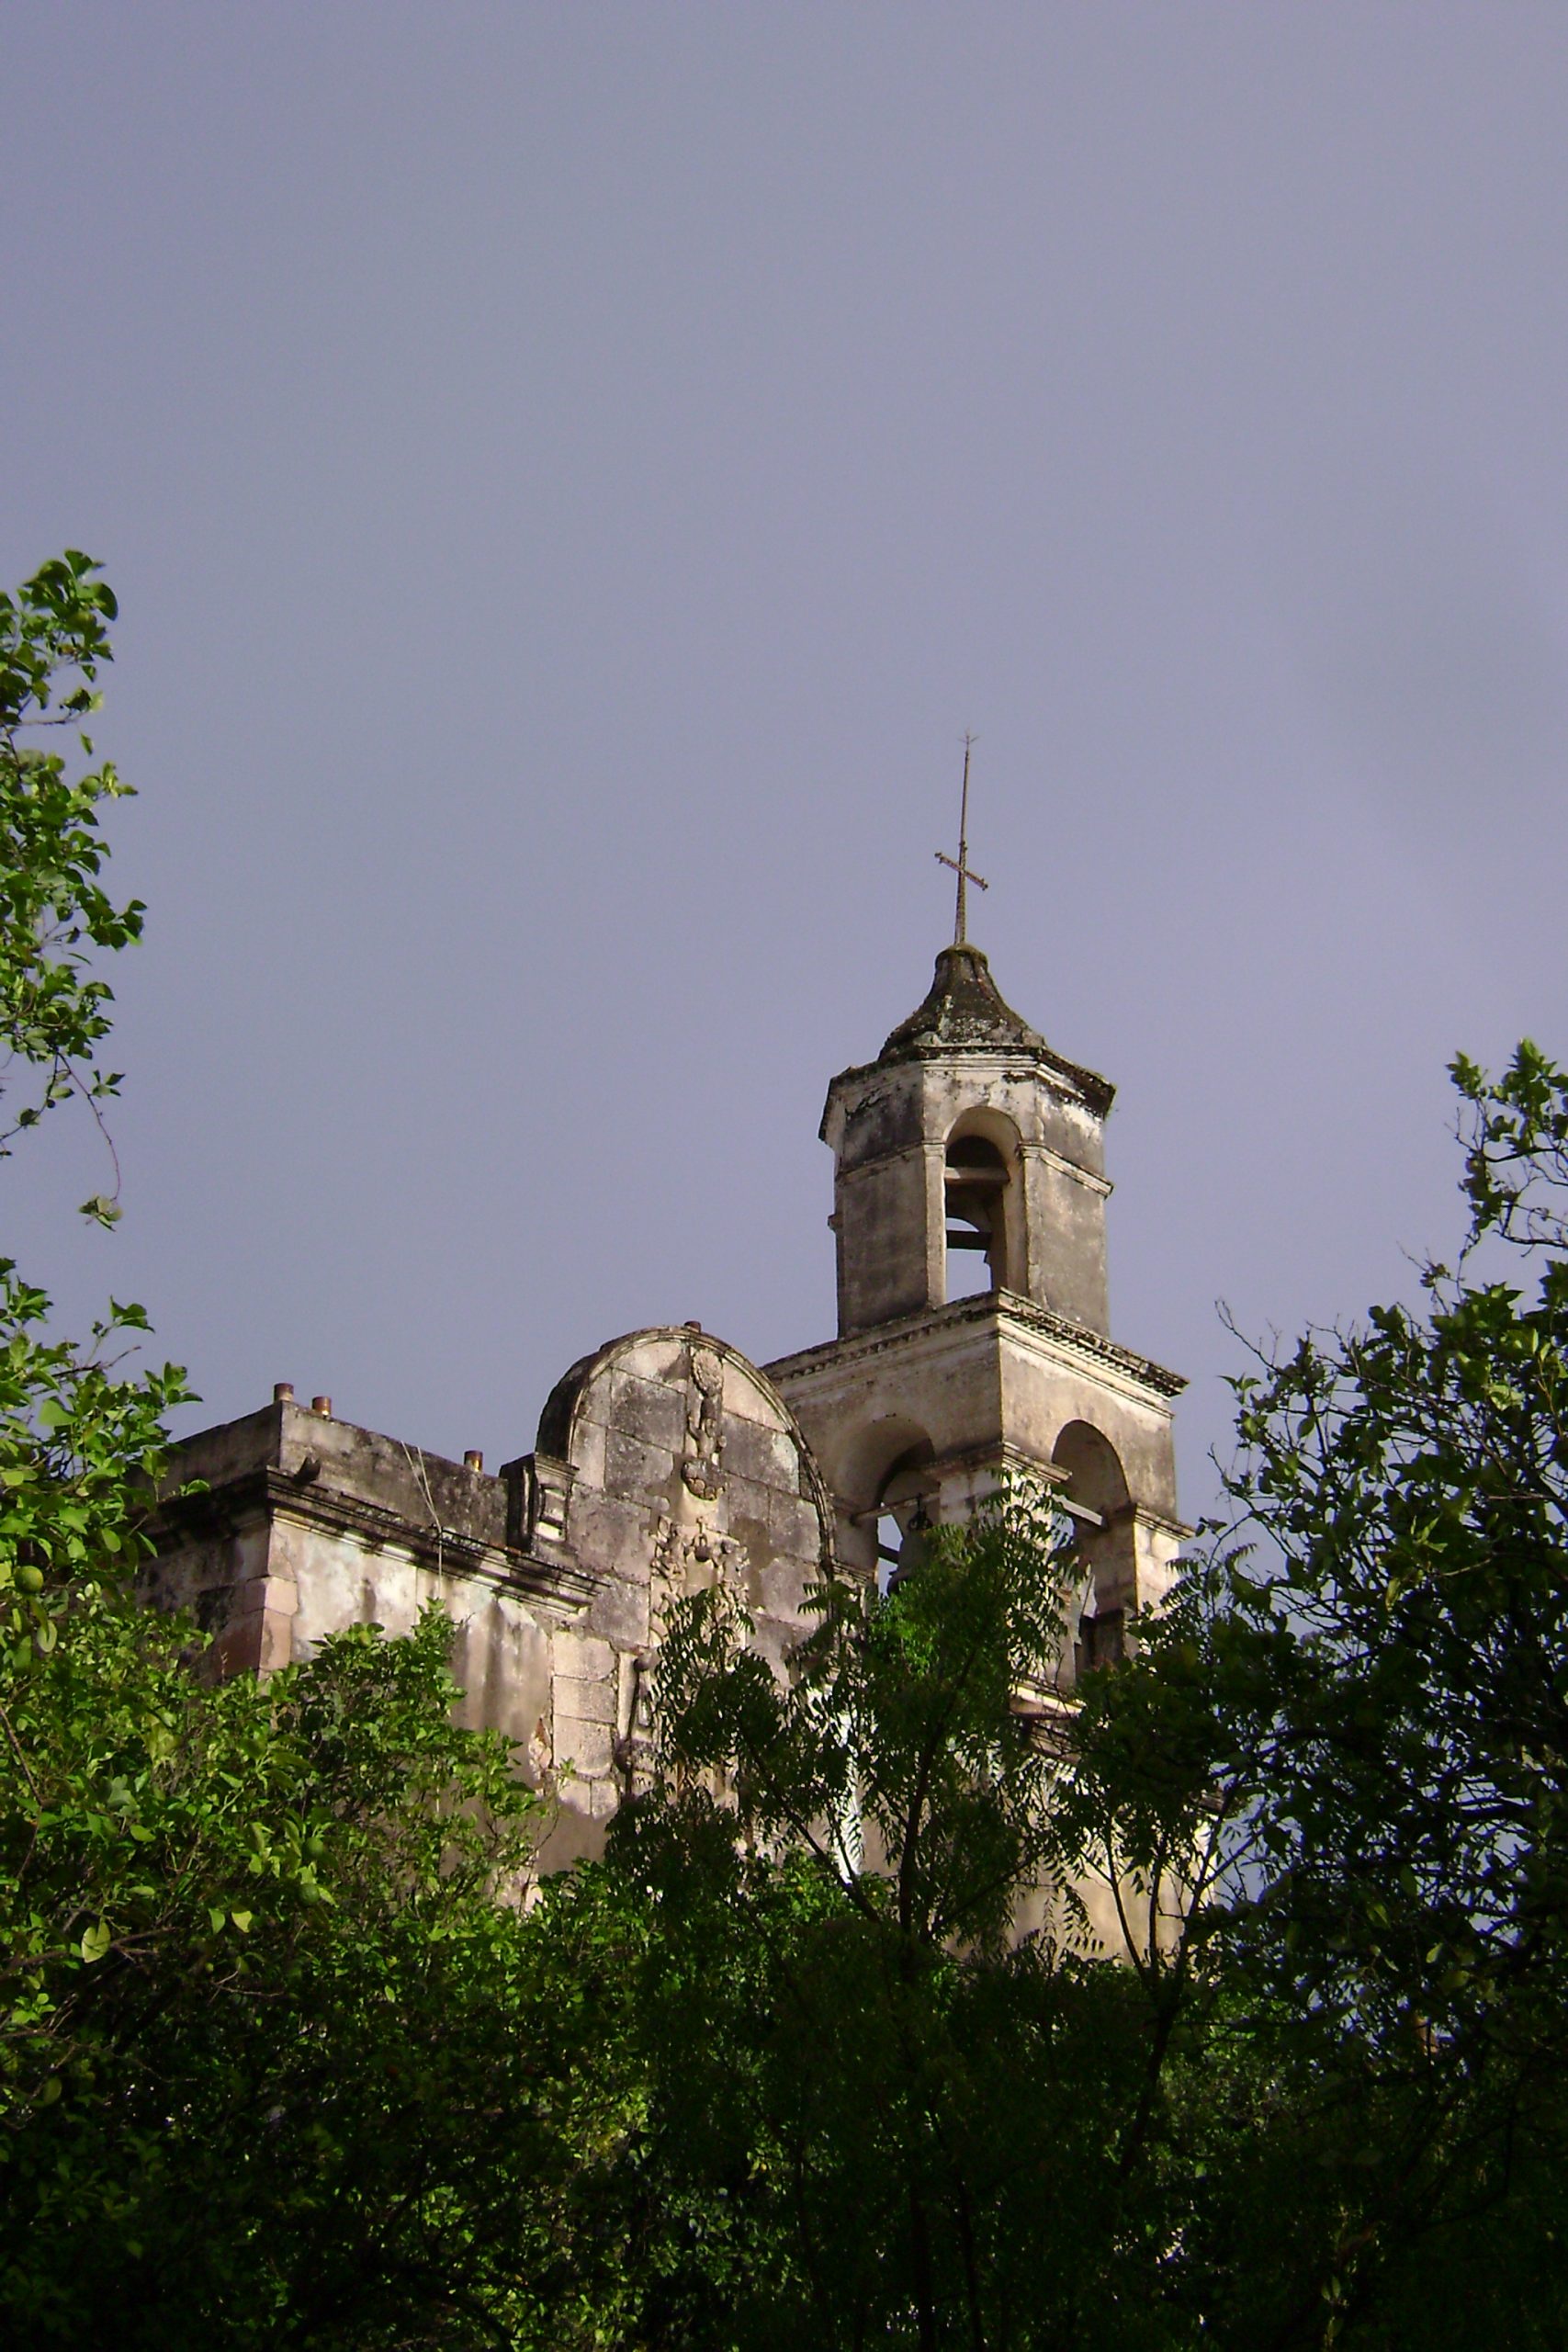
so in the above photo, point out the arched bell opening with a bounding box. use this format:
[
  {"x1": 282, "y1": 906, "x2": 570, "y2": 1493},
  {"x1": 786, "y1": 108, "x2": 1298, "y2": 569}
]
[
  {"x1": 840, "y1": 1428, "x2": 939, "y2": 1597},
  {"x1": 942, "y1": 1117, "x2": 1021, "y2": 1302},
  {"x1": 874, "y1": 1440, "x2": 938, "y2": 1595},
  {"x1": 1051, "y1": 1419, "x2": 1135, "y2": 1683},
  {"x1": 835, "y1": 1421, "x2": 938, "y2": 1589}
]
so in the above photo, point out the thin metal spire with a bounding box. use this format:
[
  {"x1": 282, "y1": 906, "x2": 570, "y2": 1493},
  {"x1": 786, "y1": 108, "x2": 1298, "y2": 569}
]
[{"x1": 935, "y1": 732, "x2": 988, "y2": 944}]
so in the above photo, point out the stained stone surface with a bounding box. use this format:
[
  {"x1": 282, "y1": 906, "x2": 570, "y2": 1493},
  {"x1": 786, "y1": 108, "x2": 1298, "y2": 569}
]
[{"x1": 149, "y1": 1328, "x2": 834, "y2": 1859}]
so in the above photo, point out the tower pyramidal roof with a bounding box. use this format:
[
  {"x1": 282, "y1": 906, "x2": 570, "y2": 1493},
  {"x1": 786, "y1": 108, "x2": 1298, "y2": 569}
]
[
  {"x1": 869, "y1": 939, "x2": 1115, "y2": 1116},
  {"x1": 879, "y1": 940, "x2": 1044, "y2": 1058}
]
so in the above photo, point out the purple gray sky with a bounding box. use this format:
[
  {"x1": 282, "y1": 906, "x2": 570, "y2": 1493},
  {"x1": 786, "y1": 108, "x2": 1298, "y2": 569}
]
[{"x1": 6, "y1": 5, "x2": 1568, "y2": 1519}]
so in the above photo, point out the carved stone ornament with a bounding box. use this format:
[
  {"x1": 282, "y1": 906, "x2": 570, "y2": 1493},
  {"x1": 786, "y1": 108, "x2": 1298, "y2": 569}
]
[
  {"x1": 618, "y1": 1512, "x2": 748, "y2": 1801},
  {"x1": 680, "y1": 1343, "x2": 726, "y2": 1499},
  {"x1": 651, "y1": 1515, "x2": 748, "y2": 1607}
]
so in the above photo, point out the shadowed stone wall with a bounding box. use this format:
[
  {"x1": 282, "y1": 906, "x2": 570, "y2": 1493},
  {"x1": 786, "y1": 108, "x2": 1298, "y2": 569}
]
[{"x1": 148, "y1": 1327, "x2": 833, "y2": 1860}]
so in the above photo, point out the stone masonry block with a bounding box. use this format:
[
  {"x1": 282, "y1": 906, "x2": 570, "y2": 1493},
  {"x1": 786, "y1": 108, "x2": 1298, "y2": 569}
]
[
  {"x1": 723, "y1": 1415, "x2": 796, "y2": 1492},
  {"x1": 552, "y1": 1671, "x2": 617, "y2": 1726},
  {"x1": 719, "y1": 1365, "x2": 784, "y2": 1425},
  {"x1": 719, "y1": 1472, "x2": 775, "y2": 1533},
  {"x1": 724, "y1": 1510, "x2": 773, "y2": 1573},
  {"x1": 231, "y1": 1575, "x2": 299, "y2": 1621},
  {"x1": 757, "y1": 1556, "x2": 815, "y2": 1622},
  {"x1": 770, "y1": 1490, "x2": 828, "y2": 1565},
  {"x1": 570, "y1": 1418, "x2": 606, "y2": 1489},
  {"x1": 603, "y1": 1429, "x2": 677, "y2": 1507},
  {"x1": 601, "y1": 1370, "x2": 687, "y2": 1453},
  {"x1": 586, "y1": 1576, "x2": 649, "y2": 1649},
  {"x1": 570, "y1": 1490, "x2": 654, "y2": 1580},
  {"x1": 555, "y1": 1631, "x2": 616, "y2": 1681},
  {"x1": 555, "y1": 1716, "x2": 615, "y2": 1777}
]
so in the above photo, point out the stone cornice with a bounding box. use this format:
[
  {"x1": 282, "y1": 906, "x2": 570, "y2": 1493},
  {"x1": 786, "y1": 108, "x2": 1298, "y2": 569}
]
[
  {"x1": 766, "y1": 1289, "x2": 1185, "y2": 1402},
  {"x1": 152, "y1": 1467, "x2": 598, "y2": 1610},
  {"x1": 1021, "y1": 1139, "x2": 1114, "y2": 1199},
  {"x1": 822, "y1": 1042, "x2": 1114, "y2": 1139}
]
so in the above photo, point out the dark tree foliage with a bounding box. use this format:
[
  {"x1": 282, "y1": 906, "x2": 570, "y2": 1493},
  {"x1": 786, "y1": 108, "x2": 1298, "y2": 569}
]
[
  {"x1": 1055, "y1": 1039, "x2": 1568, "y2": 2348},
  {"x1": 510, "y1": 1061, "x2": 1568, "y2": 2349},
  {"x1": 523, "y1": 1511, "x2": 1189, "y2": 2352}
]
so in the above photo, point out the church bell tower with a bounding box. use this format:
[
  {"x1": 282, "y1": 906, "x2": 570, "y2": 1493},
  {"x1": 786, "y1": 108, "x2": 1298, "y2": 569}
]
[{"x1": 765, "y1": 768, "x2": 1186, "y2": 1670}]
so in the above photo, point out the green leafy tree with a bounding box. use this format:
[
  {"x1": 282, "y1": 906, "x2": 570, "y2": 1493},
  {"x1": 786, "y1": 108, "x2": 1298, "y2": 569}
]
[
  {"x1": 0, "y1": 548, "x2": 141, "y2": 1207},
  {"x1": 0, "y1": 560, "x2": 548, "y2": 2347},
  {"x1": 1053, "y1": 1041, "x2": 1568, "y2": 2348},
  {"x1": 485, "y1": 1494, "x2": 1186, "y2": 2352},
  {"x1": 4, "y1": 1610, "x2": 549, "y2": 2347},
  {"x1": 513, "y1": 1043, "x2": 1568, "y2": 2352}
]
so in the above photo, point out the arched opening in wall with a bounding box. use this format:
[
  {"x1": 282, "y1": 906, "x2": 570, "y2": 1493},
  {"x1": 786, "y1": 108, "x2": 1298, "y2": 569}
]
[
  {"x1": 1051, "y1": 1420, "x2": 1135, "y2": 1685},
  {"x1": 874, "y1": 1438, "x2": 937, "y2": 1597},
  {"x1": 943, "y1": 1132, "x2": 1011, "y2": 1302}
]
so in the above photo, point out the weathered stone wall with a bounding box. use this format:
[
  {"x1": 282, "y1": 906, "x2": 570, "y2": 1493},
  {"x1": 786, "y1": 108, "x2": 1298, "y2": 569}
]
[
  {"x1": 770, "y1": 1289, "x2": 1185, "y2": 1677},
  {"x1": 143, "y1": 1401, "x2": 565, "y2": 1756},
  {"x1": 148, "y1": 1329, "x2": 834, "y2": 1860},
  {"x1": 825, "y1": 1050, "x2": 1113, "y2": 1339}
]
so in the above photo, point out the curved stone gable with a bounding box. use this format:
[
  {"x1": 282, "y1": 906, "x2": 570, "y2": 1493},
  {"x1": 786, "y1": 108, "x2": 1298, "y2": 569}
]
[{"x1": 544, "y1": 1323, "x2": 833, "y2": 1669}]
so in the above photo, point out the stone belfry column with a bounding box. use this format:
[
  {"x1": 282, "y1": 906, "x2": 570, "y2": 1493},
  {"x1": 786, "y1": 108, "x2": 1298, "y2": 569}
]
[{"x1": 765, "y1": 933, "x2": 1187, "y2": 1677}]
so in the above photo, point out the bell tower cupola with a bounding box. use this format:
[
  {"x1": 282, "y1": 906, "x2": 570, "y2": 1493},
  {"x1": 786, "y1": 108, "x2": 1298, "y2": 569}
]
[
  {"x1": 766, "y1": 745, "x2": 1187, "y2": 1655},
  {"x1": 824, "y1": 941, "x2": 1114, "y2": 1338}
]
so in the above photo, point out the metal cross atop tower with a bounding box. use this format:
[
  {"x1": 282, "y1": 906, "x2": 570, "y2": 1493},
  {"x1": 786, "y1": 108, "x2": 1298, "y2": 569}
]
[{"x1": 935, "y1": 733, "x2": 988, "y2": 945}]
